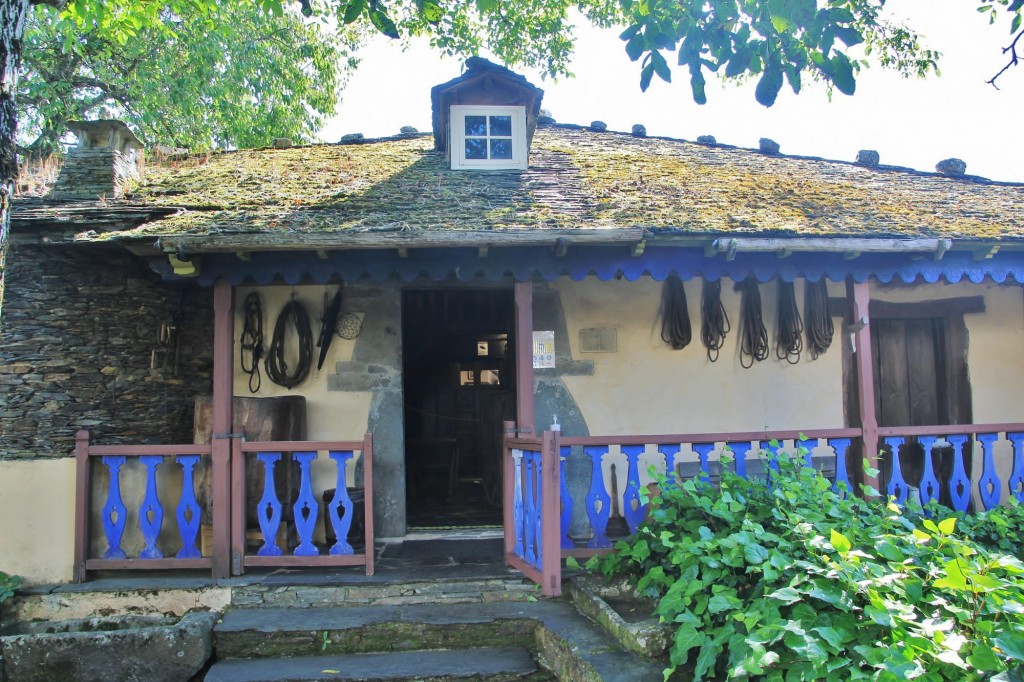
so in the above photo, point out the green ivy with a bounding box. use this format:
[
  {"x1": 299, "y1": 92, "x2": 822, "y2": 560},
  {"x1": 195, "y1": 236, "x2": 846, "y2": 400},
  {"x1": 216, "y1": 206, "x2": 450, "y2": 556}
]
[
  {"x1": 0, "y1": 571, "x2": 19, "y2": 605},
  {"x1": 592, "y1": 451, "x2": 1024, "y2": 681}
]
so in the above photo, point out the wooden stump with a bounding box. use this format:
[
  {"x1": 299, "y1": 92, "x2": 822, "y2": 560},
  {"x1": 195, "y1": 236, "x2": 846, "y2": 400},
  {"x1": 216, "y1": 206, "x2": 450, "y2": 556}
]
[{"x1": 193, "y1": 396, "x2": 307, "y2": 527}]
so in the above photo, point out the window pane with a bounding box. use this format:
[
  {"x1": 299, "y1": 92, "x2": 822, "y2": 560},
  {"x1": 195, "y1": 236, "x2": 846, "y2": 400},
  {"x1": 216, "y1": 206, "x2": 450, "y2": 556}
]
[
  {"x1": 490, "y1": 138, "x2": 513, "y2": 159},
  {"x1": 465, "y1": 115, "x2": 487, "y2": 137},
  {"x1": 465, "y1": 138, "x2": 487, "y2": 159},
  {"x1": 489, "y1": 115, "x2": 512, "y2": 136}
]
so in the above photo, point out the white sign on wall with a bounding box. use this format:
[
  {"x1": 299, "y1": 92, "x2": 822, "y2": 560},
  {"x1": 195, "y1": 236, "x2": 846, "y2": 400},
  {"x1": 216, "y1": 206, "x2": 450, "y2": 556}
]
[{"x1": 532, "y1": 331, "x2": 555, "y2": 369}]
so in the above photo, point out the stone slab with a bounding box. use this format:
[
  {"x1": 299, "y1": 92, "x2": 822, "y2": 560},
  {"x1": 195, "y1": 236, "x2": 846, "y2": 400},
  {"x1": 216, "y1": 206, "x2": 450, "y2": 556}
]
[{"x1": 205, "y1": 646, "x2": 540, "y2": 681}]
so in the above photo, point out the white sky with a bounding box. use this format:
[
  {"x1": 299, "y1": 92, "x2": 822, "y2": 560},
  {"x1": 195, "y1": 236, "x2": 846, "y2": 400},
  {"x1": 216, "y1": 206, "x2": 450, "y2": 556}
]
[{"x1": 321, "y1": 0, "x2": 1024, "y2": 183}]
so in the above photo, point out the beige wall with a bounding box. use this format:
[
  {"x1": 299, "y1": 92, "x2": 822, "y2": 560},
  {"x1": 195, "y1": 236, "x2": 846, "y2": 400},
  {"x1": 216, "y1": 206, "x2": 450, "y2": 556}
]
[
  {"x1": 555, "y1": 277, "x2": 847, "y2": 436},
  {"x1": 0, "y1": 458, "x2": 76, "y2": 585}
]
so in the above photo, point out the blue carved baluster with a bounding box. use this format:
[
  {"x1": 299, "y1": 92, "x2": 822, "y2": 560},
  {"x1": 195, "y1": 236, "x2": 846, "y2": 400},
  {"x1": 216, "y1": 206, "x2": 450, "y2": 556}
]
[
  {"x1": 829, "y1": 438, "x2": 853, "y2": 497},
  {"x1": 585, "y1": 446, "x2": 612, "y2": 549},
  {"x1": 327, "y1": 451, "x2": 355, "y2": 555},
  {"x1": 559, "y1": 447, "x2": 574, "y2": 549},
  {"x1": 138, "y1": 455, "x2": 164, "y2": 559},
  {"x1": 512, "y1": 449, "x2": 525, "y2": 558},
  {"x1": 523, "y1": 450, "x2": 538, "y2": 565},
  {"x1": 292, "y1": 451, "x2": 319, "y2": 557},
  {"x1": 885, "y1": 436, "x2": 908, "y2": 505},
  {"x1": 175, "y1": 455, "x2": 201, "y2": 559},
  {"x1": 917, "y1": 436, "x2": 940, "y2": 509},
  {"x1": 760, "y1": 440, "x2": 780, "y2": 482},
  {"x1": 255, "y1": 452, "x2": 284, "y2": 556},
  {"x1": 977, "y1": 433, "x2": 1002, "y2": 511},
  {"x1": 1008, "y1": 432, "x2": 1024, "y2": 503},
  {"x1": 693, "y1": 443, "x2": 714, "y2": 486},
  {"x1": 660, "y1": 444, "x2": 681, "y2": 486},
  {"x1": 533, "y1": 452, "x2": 543, "y2": 570},
  {"x1": 101, "y1": 456, "x2": 128, "y2": 559},
  {"x1": 794, "y1": 437, "x2": 813, "y2": 467},
  {"x1": 621, "y1": 445, "x2": 645, "y2": 535},
  {"x1": 947, "y1": 435, "x2": 971, "y2": 513},
  {"x1": 728, "y1": 442, "x2": 752, "y2": 479}
]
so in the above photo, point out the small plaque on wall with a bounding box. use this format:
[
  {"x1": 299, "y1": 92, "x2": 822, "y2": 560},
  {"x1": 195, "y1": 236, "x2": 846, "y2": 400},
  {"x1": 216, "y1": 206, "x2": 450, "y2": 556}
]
[
  {"x1": 532, "y1": 331, "x2": 555, "y2": 368},
  {"x1": 580, "y1": 327, "x2": 617, "y2": 353}
]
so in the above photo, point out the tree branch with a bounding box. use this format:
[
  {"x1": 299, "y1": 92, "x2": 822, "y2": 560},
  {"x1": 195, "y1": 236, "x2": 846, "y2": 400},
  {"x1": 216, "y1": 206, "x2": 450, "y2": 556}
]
[{"x1": 987, "y1": 27, "x2": 1024, "y2": 88}]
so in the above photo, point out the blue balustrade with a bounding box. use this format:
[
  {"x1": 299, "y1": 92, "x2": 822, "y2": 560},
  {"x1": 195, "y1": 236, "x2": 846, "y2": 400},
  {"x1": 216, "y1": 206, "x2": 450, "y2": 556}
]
[
  {"x1": 692, "y1": 443, "x2": 715, "y2": 485},
  {"x1": 621, "y1": 445, "x2": 645, "y2": 534},
  {"x1": 533, "y1": 452, "x2": 543, "y2": 570},
  {"x1": 138, "y1": 455, "x2": 164, "y2": 559},
  {"x1": 830, "y1": 437, "x2": 852, "y2": 497},
  {"x1": 176, "y1": 455, "x2": 202, "y2": 559},
  {"x1": 101, "y1": 456, "x2": 128, "y2": 560},
  {"x1": 917, "y1": 436, "x2": 941, "y2": 509},
  {"x1": 559, "y1": 447, "x2": 573, "y2": 549},
  {"x1": 292, "y1": 452, "x2": 319, "y2": 557},
  {"x1": 523, "y1": 450, "x2": 538, "y2": 565},
  {"x1": 1008, "y1": 432, "x2": 1024, "y2": 503},
  {"x1": 255, "y1": 452, "x2": 284, "y2": 557},
  {"x1": 759, "y1": 440, "x2": 781, "y2": 479},
  {"x1": 660, "y1": 444, "x2": 680, "y2": 485},
  {"x1": 977, "y1": 433, "x2": 1002, "y2": 511},
  {"x1": 512, "y1": 450, "x2": 525, "y2": 558},
  {"x1": 947, "y1": 435, "x2": 971, "y2": 513},
  {"x1": 327, "y1": 451, "x2": 355, "y2": 555},
  {"x1": 585, "y1": 446, "x2": 612, "y2": 549},
  {"x1": 884, "y1": 436, "x2": 909, "y2": 505},
  {"x1": 730, "y1": 442, "x2": 752, "y2": 479}
]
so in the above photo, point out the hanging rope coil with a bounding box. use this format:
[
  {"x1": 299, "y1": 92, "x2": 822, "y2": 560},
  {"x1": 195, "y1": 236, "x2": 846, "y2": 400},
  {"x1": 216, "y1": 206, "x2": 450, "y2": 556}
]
[
  {"x1": 659, "y1": 275, "x2": 692, "y2": 350},
  {"x1": 805, "y1": 279, "x2": 834, "y2": 359},
  {"x1": 736, "y1": 278, "x2": 769, "y2": 369},
  {"x1": 239, "y1": 292, "x2": 264, "y2": 393},
  {"x1": 775, "y1": 280, "x2": 803, "y2": 364},
  {"x1": 700, "y1": 279, "x2": 730, "y2": 362},
  {"x1": 265, "y1": 297, "x2": 313, "y2": 389}
]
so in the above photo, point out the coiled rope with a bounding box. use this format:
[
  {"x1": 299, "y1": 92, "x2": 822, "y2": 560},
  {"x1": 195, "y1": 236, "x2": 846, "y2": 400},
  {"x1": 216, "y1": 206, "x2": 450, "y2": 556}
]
[
  {"x1": 805, "y1": 279, "x2": 834, "y2": 359},
  {"x1": 775, "y1": 280, "x2": 803, "y2": 364},
  {"x1": 265, "y1": 297, "x2": 313, "y2": 389},
  {"x1": 659, "y1": 275, "x2": 692, "y2": 350},
  {"x1": 700, "y1": 279, "x2": 730, "y2": 362},
  {"x1": 736, "y1": 278, "x2": 769, "y2": 369},
  {"x1": 239, "y1": 293, "x2": 264, "y2": 393}
]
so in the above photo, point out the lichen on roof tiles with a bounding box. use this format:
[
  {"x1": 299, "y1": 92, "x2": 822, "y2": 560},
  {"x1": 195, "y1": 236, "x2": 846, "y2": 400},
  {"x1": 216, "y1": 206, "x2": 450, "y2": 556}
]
[{"x1": 71, "y1": 125, "x2": 1024, "y2": 243}]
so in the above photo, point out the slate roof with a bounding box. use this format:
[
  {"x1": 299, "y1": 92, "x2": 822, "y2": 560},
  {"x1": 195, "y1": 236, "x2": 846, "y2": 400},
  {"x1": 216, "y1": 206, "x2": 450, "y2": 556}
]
[{"x1": 17, "y1": 124, "x2": 1024, "y2": 248}]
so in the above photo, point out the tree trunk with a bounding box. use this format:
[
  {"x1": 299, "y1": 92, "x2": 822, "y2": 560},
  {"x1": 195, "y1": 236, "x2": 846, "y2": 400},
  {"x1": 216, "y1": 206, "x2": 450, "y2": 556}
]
[{"x1": 0, "y1": 0, "x2": 30, "y2": 328}]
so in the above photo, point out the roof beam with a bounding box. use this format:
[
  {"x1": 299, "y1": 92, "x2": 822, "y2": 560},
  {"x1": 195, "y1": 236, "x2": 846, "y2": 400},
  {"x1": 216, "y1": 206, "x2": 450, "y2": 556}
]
[{"x1": 709, "y1": 237, "x2": 953, "y2": 258}]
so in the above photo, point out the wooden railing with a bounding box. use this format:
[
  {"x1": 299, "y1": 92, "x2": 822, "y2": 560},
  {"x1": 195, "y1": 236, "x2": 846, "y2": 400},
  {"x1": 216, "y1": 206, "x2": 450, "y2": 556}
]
[
  {"x1": 503, "y1": 423, "x2": 1024, "y2": 597},
  {"x1": 73, "y1": 430, "x2": 373, "y2": 581},
  {"x1": 231, "y1": 436, "x2": 374, "y2": 575}
]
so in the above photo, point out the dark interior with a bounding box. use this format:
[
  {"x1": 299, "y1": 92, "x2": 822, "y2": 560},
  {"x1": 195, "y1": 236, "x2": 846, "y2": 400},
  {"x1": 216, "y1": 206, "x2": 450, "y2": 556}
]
[{"x1": 402, "y1": 288, "x2": 516, "y2": 528}]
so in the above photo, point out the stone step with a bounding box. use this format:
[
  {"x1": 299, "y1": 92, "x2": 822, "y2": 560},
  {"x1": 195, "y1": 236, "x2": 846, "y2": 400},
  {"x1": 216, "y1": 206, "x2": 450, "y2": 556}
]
[
  {"x1": 213, "y1": 601, "x2": 665, "y2": 681},
  {"x1": 204, "y1": 646, "x2": 548, "y2": 682}
]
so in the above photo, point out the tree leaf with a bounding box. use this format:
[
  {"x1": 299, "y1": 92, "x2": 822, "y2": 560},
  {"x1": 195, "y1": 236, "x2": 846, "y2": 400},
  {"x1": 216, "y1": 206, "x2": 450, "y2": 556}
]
[
  {"x1": 343, "y1": 0, "x2": 364, "y2": 24},
  {"x1": 755, "y1": 66, "x2": 783, "y2": 107},
  {"x1": 938, "y1": 517, "x2": 957, "y2": 535},
  {"x1": 830, "y1": 53, "x2": 856, "y2": 95},
  {"x1": 369, "y1": 9, "x2": 400, "y2": 39},
  {"x1": 994, "y1": 631, "x2": 1024, "y2": 661},
  {"x1": 830, "y1": 529, "x2": 851, "y2": 554}
]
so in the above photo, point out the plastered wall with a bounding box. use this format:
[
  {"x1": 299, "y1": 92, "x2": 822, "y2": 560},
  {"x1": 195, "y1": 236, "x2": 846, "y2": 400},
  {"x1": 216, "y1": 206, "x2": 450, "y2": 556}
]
[{"x1": 0, "y1": 459, "x2": 76, "y2": 585}]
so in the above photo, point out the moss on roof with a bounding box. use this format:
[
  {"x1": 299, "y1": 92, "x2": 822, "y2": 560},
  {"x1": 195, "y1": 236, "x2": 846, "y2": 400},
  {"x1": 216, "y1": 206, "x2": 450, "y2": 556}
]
[{"x1": 78, "y1": 126, "x2": 1024, "y2": 242}]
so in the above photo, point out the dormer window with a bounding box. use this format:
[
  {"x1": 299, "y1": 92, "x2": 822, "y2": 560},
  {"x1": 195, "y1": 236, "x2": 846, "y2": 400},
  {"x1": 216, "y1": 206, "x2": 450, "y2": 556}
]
[{"x1": 450, "y1": 105, "x2": 527, "y2": 170}]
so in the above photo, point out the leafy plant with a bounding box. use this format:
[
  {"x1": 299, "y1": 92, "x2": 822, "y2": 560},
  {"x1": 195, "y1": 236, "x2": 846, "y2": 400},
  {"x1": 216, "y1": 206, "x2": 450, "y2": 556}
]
[
  {"x1": 593, "y1": 449, "x2": 1024, "y2": 680},
  {"x1": 0, "y1": 571, "x2": 20, "y2": 604}
]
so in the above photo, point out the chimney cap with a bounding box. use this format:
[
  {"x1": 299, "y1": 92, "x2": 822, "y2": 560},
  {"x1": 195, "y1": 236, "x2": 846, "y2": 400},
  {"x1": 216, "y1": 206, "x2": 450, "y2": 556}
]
[{"x1": 66, "y1": 119, "x2": 143, "y2": 151}]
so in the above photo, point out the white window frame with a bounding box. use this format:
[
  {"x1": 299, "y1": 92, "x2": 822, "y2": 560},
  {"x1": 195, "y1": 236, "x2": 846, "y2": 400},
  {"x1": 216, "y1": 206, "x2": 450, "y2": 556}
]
[{"x1": 450, "y1": 105, "x2": 528, "y2": 170}]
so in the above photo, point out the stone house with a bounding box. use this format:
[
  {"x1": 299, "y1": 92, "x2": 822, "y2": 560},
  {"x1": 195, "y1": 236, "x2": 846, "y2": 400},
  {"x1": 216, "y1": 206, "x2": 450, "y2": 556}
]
[{"x1": 2, "y1": 59, "x2": 1023, "y2": 590}]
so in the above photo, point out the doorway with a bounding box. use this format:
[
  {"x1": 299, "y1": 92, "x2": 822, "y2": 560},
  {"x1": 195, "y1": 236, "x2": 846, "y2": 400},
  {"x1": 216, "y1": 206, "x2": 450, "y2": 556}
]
[
  {"x1": 870, "y1": 314, "x2": 972, "y2": 506},
  {"x1": 402, "y1": 288, "x2": 516, "y2": 529}
]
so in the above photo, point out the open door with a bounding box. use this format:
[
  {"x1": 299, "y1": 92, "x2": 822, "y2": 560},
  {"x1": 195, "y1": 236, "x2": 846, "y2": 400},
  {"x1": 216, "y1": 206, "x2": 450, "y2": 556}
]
[{"x1": 402, "y1": 289, "x2": 516, "y2": 529}]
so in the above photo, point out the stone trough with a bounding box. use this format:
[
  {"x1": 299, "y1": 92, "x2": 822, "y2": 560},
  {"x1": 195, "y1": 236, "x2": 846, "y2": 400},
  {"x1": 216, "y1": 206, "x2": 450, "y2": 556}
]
[
  {"x1": 569, "y1": 574, "x2": 671, "y2": 659},
  {"x1": 0, "y1": 610, "x2": 216, "y2": 682}
]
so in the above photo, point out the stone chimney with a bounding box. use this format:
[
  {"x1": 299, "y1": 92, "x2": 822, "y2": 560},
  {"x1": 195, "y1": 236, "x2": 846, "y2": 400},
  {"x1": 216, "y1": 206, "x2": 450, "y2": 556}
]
[{"x1": 51, "y1": 120, "x2": 144, "y2": 201}]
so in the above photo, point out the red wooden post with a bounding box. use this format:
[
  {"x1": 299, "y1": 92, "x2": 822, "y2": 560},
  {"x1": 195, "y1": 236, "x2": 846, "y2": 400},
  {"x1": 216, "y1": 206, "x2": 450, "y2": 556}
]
[
  {"x1": 847, "y1": 278, "x2": 879, "y2": 497},
  {"x1": 541, "y1": 429, "x2": 562, "y2": 597},
  {"x1": 514, "y1": 281, "x2": 535, "y2": 436},
  {"x1": 229, "y1": 437, "x2": 245, "y2": 574},
  {"x1": 362, "y1": 432, "x2": 375, "y2": 576},
  {"x1": 502, "y1": 420, "x2": 517, "y2": 561},
  {"x1": 211, "y1": 279, "x2": 234, "y2": 578},
  {"x1": 73, "y1": 430, "x2": 92, "y2": 583}
]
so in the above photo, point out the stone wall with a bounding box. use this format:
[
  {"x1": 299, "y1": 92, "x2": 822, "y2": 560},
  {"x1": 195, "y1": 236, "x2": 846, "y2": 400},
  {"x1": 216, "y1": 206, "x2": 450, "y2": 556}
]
[
  {"x1": 50, "y1": 147, "x2": 140, "y2": 200},
  {"x1": 0, "y1": 244, "x2": 213, "y2": 459}
]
